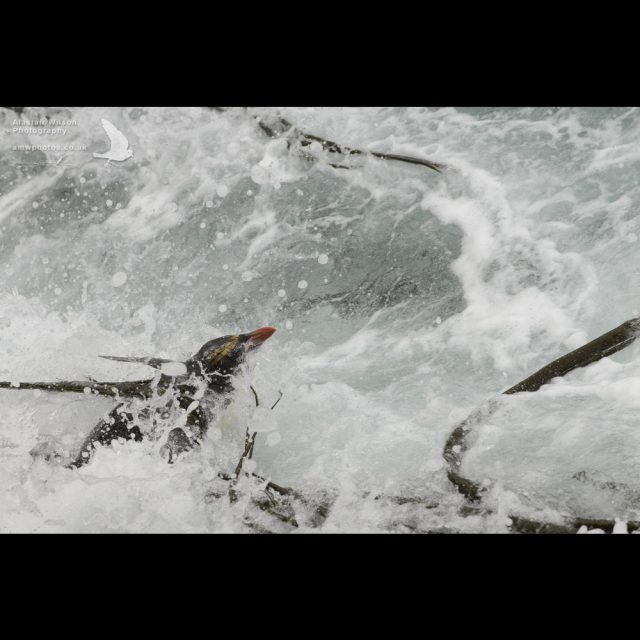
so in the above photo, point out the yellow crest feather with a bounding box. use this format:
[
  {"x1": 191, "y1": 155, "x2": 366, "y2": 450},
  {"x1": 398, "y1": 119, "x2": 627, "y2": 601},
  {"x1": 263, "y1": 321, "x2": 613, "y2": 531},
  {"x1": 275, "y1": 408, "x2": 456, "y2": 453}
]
[{"x1": 207, "y1": 335, "x2": 238, "y2": 364}]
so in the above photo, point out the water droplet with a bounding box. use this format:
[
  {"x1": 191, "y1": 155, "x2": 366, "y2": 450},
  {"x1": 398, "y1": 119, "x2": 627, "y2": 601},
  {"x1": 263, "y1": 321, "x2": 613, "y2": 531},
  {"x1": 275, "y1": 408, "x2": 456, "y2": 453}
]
[
  {"x1": 110, "y1": 272, "x2": 127, "y2": 287},
  {"x1": 266, "y1": 432, "x2": 281, "y2": 447},
  {"x1": 161, "y1": 362, "x2": 188, "y2": 377}
]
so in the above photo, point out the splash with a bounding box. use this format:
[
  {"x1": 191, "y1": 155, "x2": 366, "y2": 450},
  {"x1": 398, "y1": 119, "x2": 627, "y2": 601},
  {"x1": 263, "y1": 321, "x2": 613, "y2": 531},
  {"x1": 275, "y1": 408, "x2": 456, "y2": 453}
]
[{"x1": 1, "y1": 106, "x2": 639, "y2": 532}]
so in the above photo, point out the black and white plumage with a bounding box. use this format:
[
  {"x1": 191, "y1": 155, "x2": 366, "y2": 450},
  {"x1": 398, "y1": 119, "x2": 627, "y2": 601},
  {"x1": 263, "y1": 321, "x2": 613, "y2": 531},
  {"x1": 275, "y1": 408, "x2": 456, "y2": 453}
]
[{"x1": 0, "y1": 327, "x2": 276, "y2": 467}]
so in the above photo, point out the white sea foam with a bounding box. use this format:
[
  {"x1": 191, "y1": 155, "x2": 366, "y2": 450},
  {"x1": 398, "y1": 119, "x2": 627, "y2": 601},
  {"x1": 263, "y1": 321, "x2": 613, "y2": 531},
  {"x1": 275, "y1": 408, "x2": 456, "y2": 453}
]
[{"x1": 1, "y1": 106, "x2": 639, "y2": 532}]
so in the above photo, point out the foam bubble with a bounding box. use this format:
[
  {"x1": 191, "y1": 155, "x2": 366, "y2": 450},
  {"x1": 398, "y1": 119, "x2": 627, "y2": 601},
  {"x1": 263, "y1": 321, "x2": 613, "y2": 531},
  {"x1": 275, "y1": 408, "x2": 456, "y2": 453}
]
[{"x1": 110, "y1": 272, "x2": 127, "y2": 287}]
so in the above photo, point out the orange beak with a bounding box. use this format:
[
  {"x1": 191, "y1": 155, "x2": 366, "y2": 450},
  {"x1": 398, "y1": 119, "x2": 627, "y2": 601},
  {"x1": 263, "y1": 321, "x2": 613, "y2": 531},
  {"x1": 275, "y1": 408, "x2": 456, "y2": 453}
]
[{"x1": 247, "y1": 326, "x2": 276, "y2": 347}]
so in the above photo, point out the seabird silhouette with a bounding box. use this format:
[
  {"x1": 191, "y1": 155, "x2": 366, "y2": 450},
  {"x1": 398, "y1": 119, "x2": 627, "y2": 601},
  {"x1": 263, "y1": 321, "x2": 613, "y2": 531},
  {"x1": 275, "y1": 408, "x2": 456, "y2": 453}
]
[{"x1": 93, "y1": 118, "x2": 133, "y2": 163}]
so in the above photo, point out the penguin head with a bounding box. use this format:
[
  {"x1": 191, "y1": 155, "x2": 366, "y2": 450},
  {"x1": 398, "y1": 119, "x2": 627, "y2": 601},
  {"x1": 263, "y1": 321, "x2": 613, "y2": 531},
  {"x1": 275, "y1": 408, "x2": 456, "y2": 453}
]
[
  {"x1": 99, "y1": 327, "x2": 276, "y2": 391},
  {"x1": 189, "y1": 326, "x2": 276, "y2": 379}
]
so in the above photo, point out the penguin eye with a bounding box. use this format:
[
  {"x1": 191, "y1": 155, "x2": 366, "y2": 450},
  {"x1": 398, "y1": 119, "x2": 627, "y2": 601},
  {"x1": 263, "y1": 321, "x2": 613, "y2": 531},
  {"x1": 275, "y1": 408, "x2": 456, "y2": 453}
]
[{"x1": 207, "y1": 335, "x2": 239, "y2": 365}]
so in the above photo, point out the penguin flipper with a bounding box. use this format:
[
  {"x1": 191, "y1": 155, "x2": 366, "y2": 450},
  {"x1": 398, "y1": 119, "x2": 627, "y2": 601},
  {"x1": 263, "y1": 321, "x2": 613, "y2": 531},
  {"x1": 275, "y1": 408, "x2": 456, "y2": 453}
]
[{"x1": 0, "y1": 379, "x2": 154, "y2": 398}]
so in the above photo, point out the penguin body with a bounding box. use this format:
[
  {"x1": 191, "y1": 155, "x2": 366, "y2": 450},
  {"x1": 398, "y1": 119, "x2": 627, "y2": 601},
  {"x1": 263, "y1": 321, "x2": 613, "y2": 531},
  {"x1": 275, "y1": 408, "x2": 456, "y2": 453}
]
[{"x1": 0, "y1": 327, "x2": 276, "y2": 468}]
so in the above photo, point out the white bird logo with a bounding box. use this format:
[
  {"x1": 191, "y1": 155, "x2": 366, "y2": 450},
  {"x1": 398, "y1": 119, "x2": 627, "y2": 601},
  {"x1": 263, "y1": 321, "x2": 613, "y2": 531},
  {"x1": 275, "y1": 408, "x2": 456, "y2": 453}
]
[{"x1": 93, "y1": 118, "x2": 133, "y2": 163}]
